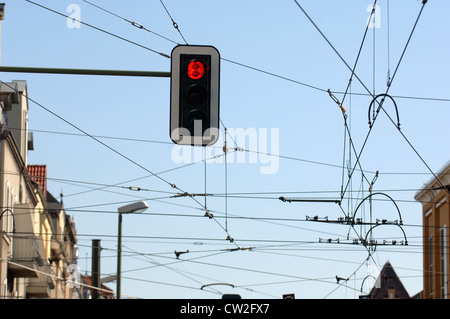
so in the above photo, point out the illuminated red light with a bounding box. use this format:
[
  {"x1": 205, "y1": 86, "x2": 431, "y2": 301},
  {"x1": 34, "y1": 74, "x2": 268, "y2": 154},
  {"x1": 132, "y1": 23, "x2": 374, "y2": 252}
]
[{"x1": 187, "y1": 60, "x2": 205, "y2": 80}]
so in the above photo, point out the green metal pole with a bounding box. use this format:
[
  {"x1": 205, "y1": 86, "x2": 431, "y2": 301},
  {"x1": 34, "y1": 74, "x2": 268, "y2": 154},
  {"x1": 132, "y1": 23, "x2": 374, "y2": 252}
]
[{"x1": 0, "y1": 66, "x2": 170, "y2": 77}]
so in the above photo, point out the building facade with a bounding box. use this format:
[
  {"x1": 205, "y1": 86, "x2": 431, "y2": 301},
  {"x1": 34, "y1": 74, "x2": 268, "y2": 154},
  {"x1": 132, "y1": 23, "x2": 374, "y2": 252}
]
[
  {"x1": 0, "y1": 80, "x2": 39, "y2": 298},
  {"x1": 1, "y1": 79, "x2": 79, "y2": 298},
  {"x1": 28, "y1": 165, "x2": 80, "y2": 299},
  {"x1": 415, "y1": 161, "x2": 450, "y2": 299},
  {"x1": 0, "y1": 3, "x2": 79, "y2": 297}
]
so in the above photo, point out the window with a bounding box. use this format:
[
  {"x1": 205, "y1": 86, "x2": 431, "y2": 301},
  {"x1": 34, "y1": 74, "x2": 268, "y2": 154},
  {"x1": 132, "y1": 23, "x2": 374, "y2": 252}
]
[
  {"x1": 2, "y1": 182, "x2": 14, "y2": 234},
  {"x1": 430, "y1": 235, "x2": 434, "y2": 298},
  {"x1": 2, "y1": 182, "x2": 15, "y2": 259},
  {"x1": 441, "y1": 227, "x2": 448, "y2": 299},
  {"x1": 388, "y1": 289, "x2": 395, "y2": 299}
]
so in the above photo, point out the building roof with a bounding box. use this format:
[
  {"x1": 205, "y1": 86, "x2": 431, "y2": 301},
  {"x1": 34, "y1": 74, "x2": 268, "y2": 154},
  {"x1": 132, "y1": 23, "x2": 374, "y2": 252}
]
[
  {"x1": 0, "y1": 80, "x2": 26, "y2": 100},
  {"x1": 368, "y1": 261, "x2": 410, "y2": 299},
  {"x1": 0, "y1": 81, "x2": 18, "y2": 94},
  {"x1": 1, "y1": 130, "x2": 39, "y2": 206},
  {"x1": 83, "y1": 275, "x2": 115, "y2": 299},
  {"x1": 27, "y1": 164, "x2": 47, "y2": 199},
  {"x1": 414, "y1": 160, "x2": 450, "y2": 204}
]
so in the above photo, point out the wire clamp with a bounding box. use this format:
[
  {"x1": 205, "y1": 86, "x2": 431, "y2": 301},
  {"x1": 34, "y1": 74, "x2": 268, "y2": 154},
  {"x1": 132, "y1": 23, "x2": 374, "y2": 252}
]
[
  {"x1": 174, "y1": 250, "x2": 189, "y2": 259},
  {"x1": 328, "y1": 89, "x2": 346, "y2": 113},
  {"x1": 204, "y1": 211, "x2": 214, "y2": 219},
  {"x1": 226, "y1": 235, "x2": 234, "y2": 243},
  {"x1": 131, "y1": 21, "x2": 144, "y2": 29},
  {"x1": 127, "y1": 186, "x2": 142, "y2": 191}
]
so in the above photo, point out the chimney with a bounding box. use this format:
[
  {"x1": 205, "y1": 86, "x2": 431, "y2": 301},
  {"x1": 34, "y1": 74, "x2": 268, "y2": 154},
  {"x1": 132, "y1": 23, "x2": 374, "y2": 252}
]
[{"x1": 27, "y1": 164, "x2": 47, "y2": 199}]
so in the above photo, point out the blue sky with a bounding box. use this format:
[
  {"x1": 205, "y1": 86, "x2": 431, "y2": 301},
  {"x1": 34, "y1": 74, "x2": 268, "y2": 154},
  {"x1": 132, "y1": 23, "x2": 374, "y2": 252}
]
[{"x1": 2, "y1": 0, "x2": 449, "y2": 299}]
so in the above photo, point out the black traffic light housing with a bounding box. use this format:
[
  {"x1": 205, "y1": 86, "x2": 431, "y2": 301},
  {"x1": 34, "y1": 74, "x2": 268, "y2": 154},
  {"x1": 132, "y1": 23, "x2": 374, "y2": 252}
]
[{"x1": 170, "y1": 45, "x2": 220, "y2": 146}]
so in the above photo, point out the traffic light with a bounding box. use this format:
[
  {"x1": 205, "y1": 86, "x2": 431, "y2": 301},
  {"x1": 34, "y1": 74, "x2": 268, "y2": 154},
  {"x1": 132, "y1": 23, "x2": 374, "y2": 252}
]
[{"x1": 170, "y1": 45, "x2": 220, "y2": 146}]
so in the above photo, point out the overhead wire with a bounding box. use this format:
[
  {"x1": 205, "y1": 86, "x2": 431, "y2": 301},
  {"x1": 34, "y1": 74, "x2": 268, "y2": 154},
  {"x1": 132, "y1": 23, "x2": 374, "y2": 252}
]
[
  {"x1": 97, "y1": 246, "x2": 289, "y2": 298},
  {"x1": 0, "y1": 79, "x2": 195, "y2": 200},
  {"x1": 25, "y1": 0, "x2": 170, "y2": 58},
  {"x1": 293, "y1": 0, "x2": 443, "y2": 206},
  {"x1": 292, "y1": 0, "x2": 376, "y2": 100},
  {"x1": 24, "y1": 0, "x2": 241, "y2": 243},
  {"x1": 290, "y1": 1, "x2": 432, "y2": 297},
  {"x1": 7, "y1": 204, "x2": 445, "y2": 235},
  {"x1": 159, "y1": 0, "x2": 188, "y2": 44},
  {"x1": 9, "y1": 227, "x2": 435, "y2": 255},
  {"x1": 20, "y1": 126, "x2": 450, "y2": 178},
  {"x1": 0, "y1": 80, "x2": 243, "y2": 254},
  {"x1": 118, "y1": 250, "x2": 280, "y2": 299},
  {"x1": 386, "y1": 0, "x2": 391, "y2": 85},
  {"x1": 322, "y1": 256, "x2": 370, "y2": 299},
  {"x1": 73, "y1": 239, "x2": 427, "y2": 298},
  {"x1": 63, "y1": 148, "x2": 233, "y2": 199},
  {"x1": 0, "y1": 257, "x2": 118, "y2": 298},
  {"x1": 73, "y1": 0, "x2": 281, "y2": 243},
  {"x1": 339, "y1": 0, "x2": 377, "y2": 108},
  {"x1": 121, "y1": 245, "x2": 224, "y2": 295},
  {"x1": 129, "y1": 0, "x2": 235, "y2": 245},
  {"x1": 291, "y1": 0, "x2": 380, "y2": 201},
  {"x1": 82, "y1": 0, "x2": 179, "y2": 45},
  {"x1": 1, "y1": 54, "x2": 243, "y2": 219},
  {"x1": 5, "y1": 226, "x2": 428, "y2": 298},
  {"x1": 377, "y1": 1, "x2": 449, "y2": 194},
  {"x1": 112, "y1": 243, "x2": 404, "y2": 298},
  {"x1": 75, "y1": 0, "x2": 450, "y2": 104},
  {"x1": 115, "y1": 246, "x2": 345, "y2": 288},
  {"x1": 16, "y1": 0, "x2": 440, "y2": 298}
]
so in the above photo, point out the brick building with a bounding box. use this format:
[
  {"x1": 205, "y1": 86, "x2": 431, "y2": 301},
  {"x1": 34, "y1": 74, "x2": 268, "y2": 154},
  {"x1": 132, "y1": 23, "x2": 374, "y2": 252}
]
[{"x1": 415, "y1": 161, "x2": 450, "y2": 299}]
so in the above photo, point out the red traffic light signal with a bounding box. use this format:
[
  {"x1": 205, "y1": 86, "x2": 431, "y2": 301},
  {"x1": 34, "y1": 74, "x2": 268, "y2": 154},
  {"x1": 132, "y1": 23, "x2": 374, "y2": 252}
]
[
  {"x1": 170, "y1": 45, "x2": 220, "y2": 146},
  {"x1": 187, "y1": 60, "x2": 206, "y2": 80}
]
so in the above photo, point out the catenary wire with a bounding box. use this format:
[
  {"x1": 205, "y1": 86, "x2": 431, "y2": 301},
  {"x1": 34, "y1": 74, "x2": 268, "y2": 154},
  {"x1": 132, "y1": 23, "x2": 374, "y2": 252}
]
[
  {"x1": 159, "y1": 0, "x2": 188, "y2": 44},
  {"x1": 20, "y1": 126, "x2": 450, "y2": 176},
  {"x1": 7, "y1": 0, "x2": 440, "y2": 300},
  {"x1": 82, "y1": 0, "x2": 179, "y2": 44},
  {"x1": 0, "y1": 80, "x2": 188, "y2": 197},
  {"x1": 75, "y1": 0, "x2": 449, "y2": 103},
  {"x1": 0, "y1": 79, "x2": 244, "y2": 249},
  {"x1": 25, "y1": 0, "x2": 170, "y2": 58},
  {"x1": 293, "y1": 0, "x2": 440, "y2": 201}
]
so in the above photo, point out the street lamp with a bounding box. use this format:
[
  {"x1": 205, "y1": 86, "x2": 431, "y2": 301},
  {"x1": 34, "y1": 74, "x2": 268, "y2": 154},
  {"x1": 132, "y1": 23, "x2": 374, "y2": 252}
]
[{"x1": 116, "y1": 201, "x2": 148, "y2": 299}]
